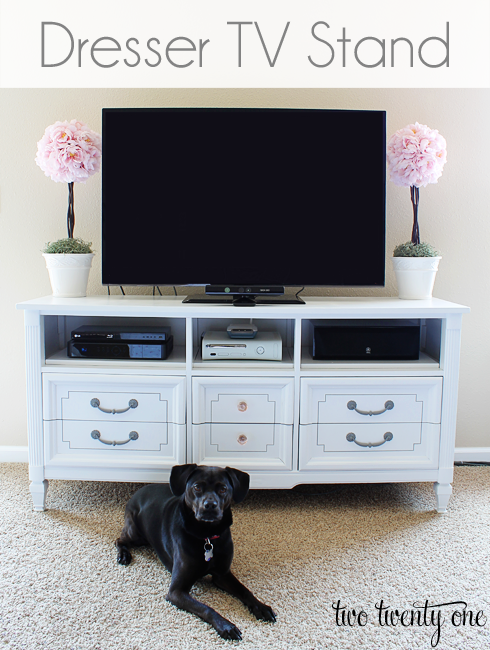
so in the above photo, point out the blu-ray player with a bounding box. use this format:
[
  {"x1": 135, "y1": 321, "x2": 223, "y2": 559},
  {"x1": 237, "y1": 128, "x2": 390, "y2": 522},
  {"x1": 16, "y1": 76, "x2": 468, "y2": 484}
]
[
  {"x1": 68, "y1": 325, "x2": 173, "y2": 359},
  {"x1": 71, "y1": 325, "x2": 171, "y2": 341},
  {"x1": 68, "y1": 338, "x2": 173, "y2": 360}
]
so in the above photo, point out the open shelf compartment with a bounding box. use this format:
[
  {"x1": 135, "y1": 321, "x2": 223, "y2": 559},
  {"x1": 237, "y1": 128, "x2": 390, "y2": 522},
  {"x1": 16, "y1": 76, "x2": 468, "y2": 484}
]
[
  {"x1": 300, "y1": 318, "x2": 442, "y2": 370},
  {"x1": 191, "y1": 317, "x2": 295, "y2": 369},
  {"x1": 43, "y1": 315, "x2": 186, "y2": 368}
]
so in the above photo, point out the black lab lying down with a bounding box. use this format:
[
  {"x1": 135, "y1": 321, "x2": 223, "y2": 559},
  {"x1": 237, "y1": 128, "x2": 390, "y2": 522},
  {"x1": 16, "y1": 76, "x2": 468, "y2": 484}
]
[{"x1": 116, "y1": 464, "x2": 276, "y2": 640}]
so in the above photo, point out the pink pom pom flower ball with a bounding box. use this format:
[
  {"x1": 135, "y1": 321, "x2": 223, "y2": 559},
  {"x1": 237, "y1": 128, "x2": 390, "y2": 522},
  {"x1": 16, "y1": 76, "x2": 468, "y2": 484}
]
[
  {"x1": 35, "y1": 119, "x2": 101, "y2": 239},
  {"x1": 387, "y1": 122, "x2": 447, "y2": 189},
  {"x1": 387, "y1": 122, "x2": 447, "y2": 248}
]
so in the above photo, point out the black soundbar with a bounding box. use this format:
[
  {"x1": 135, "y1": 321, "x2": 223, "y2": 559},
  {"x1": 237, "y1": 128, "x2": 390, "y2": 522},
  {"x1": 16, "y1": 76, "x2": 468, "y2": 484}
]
[{"x1": 311, "y1": 320, "x2": 421, "y2": 361}]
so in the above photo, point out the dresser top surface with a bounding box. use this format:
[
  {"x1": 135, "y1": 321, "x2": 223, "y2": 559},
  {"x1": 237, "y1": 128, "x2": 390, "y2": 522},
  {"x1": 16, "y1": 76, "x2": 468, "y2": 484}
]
[{"x1": 17, "y1": 295, "x2": 470, "y2": 318}]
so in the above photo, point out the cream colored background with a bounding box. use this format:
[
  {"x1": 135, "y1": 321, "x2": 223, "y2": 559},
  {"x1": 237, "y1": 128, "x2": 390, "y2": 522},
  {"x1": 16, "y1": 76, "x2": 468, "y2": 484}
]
[{"x1": 0, "y1": 88, "x2": 488, "y2": 452}]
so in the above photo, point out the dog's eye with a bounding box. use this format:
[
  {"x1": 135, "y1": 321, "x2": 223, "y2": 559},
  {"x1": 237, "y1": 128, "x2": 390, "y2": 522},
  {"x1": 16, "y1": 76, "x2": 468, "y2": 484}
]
[
  {"x1": 193, "y1": 484, "x2": 202, "y2": 493},
  {"x1": 218, "y1": 486, "x2": 227, "y2": 495}
]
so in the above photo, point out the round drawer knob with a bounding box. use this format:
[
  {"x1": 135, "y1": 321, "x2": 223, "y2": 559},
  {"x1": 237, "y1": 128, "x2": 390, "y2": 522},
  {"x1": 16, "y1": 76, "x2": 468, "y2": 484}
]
[
  {"x1": 237, "y1": 401, "x2": 248, "y2": 412},
  {"x1": 237, "y1": 434, "x2": 248, "y2": 445}
]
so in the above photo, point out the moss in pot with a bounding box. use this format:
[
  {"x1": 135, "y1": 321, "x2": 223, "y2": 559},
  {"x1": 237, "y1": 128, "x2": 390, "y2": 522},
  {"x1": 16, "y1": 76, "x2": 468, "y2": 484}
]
[
  {"x1": 393, "y1": 242, "x2": 440, "y2": 258},
  {"x1": 43, "y1": 238, "x2": 93, "y2": 255}
]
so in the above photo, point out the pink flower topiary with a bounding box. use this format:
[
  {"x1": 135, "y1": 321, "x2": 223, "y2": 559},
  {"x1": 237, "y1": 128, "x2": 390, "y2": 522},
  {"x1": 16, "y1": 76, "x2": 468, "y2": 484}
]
[
  {"x1": 36, "y1": 119, "x2": 101, "y2": 184},
  {"x1": 387, "y1": 122, "x2": 447, "y2": 188},
  {"x1": 35, "y1": 120, "x2": 101, "y2": 239},
  {"x1": 387, "y1": 122, "x2": 447, "y2": 247}
]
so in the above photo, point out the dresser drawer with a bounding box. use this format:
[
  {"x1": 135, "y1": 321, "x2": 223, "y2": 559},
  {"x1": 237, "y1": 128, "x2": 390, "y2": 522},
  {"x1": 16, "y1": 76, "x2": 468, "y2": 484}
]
[
  {"x1": 59, "y1": 420, "x2": 170, "y2": 451},
  {"x1": 44, "y1": 420, "x2": 186, "y2": 471},
  {"x1": 299, "y1": 422, "x2": 440, "y2": 471},
  {"x1": 300, "y1": 377, "x2": 442, "y2": 425},
  {"x1": 192, "y1": 377, "x2": 294, "y2": 425},
  {"x1": 192, "y1": 423, "x2": 293, "y2": 470},
  {"x1": 315, "y1": 422, "x2": 424, "y2": 453},
  {"x1": 43, "y1": 374, "x2": 186, "y2": 424}
]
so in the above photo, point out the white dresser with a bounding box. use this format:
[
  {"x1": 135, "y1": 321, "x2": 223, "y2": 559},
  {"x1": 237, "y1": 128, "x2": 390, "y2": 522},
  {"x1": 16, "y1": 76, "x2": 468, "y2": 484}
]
[{"x1": 17, "y1": 295, "x2": 469, "y2": 513}]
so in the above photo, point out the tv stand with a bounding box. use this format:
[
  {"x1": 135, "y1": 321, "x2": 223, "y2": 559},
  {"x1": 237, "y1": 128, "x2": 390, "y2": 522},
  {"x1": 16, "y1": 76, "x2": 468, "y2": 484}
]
[{"x1": 17, "y1": 295, "x2": 469, "y2": 514}]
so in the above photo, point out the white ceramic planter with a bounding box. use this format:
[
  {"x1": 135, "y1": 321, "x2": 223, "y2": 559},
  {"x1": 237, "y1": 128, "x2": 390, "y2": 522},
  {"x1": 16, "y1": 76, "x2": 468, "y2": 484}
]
[
  {"x1": 43, "y1": 253, "x2": 95, "y2": 298},
  {"x1": 392, "y1": 256, "x2": 441, "y2": 300}
]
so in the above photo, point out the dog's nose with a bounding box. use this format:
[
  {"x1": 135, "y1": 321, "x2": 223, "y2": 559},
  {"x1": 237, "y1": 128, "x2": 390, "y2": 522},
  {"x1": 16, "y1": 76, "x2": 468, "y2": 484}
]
[{"x1": 203, "y1": 498, "x2": 218, "y2": 510}]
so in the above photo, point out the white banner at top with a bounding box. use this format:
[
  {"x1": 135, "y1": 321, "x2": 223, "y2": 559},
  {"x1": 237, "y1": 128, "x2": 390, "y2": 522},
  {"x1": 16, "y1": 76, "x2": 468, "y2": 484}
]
[{"x1": 0, "y1": 0, "x2": 489, "y2": 88}]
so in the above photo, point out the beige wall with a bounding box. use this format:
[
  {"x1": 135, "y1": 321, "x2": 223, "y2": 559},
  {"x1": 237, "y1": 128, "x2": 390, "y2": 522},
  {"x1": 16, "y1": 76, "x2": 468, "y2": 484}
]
[{"x1": 1, "y1": 88, "x2": 488, "y2": 450}]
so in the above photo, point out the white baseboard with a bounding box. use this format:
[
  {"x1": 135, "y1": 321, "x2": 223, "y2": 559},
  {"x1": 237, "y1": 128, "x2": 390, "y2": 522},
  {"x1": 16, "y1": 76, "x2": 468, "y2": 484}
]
[
  {"x1": 0, "y1": 446, "x2": 28, "y2": 463},
  {"x1": 454, "y1": 448, "x2": 490, "y2": 463},
  {"x1": 1, "y1": 445, "x2": 489, "y2": 465}
]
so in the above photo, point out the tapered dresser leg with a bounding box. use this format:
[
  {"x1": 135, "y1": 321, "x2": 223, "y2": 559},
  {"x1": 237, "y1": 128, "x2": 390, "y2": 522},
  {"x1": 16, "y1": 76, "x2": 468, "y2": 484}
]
[
  {"x1": 30, "y1": 479, "x2": 49, "y2": 512},
  {"x1": 433, "y1": 482, "x2": 452, "y2": 513}
]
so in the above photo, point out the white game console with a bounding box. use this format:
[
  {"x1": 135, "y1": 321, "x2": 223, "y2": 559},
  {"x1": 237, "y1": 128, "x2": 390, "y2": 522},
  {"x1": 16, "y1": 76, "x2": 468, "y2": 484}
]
[{"x1": 202, "y1": 331, "x2": 282, "y2": 360}]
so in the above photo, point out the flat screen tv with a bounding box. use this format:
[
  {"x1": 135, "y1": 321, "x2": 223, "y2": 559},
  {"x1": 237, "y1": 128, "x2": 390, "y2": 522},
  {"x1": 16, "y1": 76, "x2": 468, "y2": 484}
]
[{"x1": 102, "y1": 108, "x2": 386, "y2": 305}]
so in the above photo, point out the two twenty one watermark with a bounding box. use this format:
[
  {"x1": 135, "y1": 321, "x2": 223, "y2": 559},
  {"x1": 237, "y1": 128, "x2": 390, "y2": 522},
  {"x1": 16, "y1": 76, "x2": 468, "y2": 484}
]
[{"x1": 333, "y1": 599, "x2": 487, "y2": 648}]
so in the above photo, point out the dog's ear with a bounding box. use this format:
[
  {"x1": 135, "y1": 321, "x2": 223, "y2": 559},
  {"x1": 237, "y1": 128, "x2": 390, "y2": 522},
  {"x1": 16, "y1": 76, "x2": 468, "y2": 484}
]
[
  {"x1": 169, "y1": 464, "x2": 198, "y2": 496},
  {"x1": 225, "y1": 467, "x2": 250, "y2": 504}
]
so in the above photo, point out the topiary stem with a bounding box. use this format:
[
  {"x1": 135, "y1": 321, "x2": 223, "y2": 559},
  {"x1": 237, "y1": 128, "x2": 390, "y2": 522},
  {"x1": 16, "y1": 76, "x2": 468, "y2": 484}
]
[
  {"x1": 410, "y1": 185, "x2": 420, "y2": 245},
  {"x1": 67, "y1": 182, "x2": 75, "y2": 239}
]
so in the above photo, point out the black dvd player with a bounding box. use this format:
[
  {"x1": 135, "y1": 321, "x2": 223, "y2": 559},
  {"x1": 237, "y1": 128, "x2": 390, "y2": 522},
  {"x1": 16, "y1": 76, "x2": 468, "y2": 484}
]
[
  {"x1": 71, "y1": 325, "x2": 171, "y2": 341},
  {"x1": 68, "y1": 337, "x2": 173, "y2": 360}
]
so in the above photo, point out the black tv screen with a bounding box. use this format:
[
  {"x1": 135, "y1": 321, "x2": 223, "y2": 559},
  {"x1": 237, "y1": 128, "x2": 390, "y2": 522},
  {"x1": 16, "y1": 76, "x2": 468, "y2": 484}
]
[{"x1": 102, "y1": 108, "x2": 386, "y2": 289}]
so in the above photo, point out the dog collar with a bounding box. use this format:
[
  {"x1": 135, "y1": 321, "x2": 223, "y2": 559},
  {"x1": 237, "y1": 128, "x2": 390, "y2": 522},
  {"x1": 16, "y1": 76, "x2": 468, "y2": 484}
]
[{"x1": 204, "y1": 536, "x2": 219, "y2": 562}]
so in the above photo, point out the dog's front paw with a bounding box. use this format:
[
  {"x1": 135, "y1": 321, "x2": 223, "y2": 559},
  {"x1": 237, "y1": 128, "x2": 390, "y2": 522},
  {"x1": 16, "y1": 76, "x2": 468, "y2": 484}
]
[
  {"x1": 115, "y1": 544, "x2": 132, "y2": 566},
  {"x1": 250, "y1": 602, "x2": 277, "y2": 623},
  {"x1": 216, "y1": 620, "x2": 242, "y2": 641}
]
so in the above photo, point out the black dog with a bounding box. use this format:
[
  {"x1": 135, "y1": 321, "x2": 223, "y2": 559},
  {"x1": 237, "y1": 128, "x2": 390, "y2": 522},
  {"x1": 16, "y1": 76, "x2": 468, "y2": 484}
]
[{"x1": 115, "y1": 464, "x2": 276, "y2": 640}]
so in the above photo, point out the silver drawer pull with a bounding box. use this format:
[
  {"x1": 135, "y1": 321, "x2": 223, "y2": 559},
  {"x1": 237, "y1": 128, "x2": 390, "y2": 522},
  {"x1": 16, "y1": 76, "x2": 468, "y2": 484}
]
[
  {"x1": 237, "y1": 401, "x2": 248, "y2": 412},
  {"x1": 237, "y1": 434, "x2": 248, "y2": 445},
  {"x1": 90, "y1": 398, "x2": 138, "y2": 414},
  {"x1": 91, "y1": 430, "x2": 139, "y2": 446},
  {"x1": 347, "y1": 400, "x2": 394, "y2": 416},
  {"x1": 346, "y1": 431, "x2": 393, "y2": 448}
]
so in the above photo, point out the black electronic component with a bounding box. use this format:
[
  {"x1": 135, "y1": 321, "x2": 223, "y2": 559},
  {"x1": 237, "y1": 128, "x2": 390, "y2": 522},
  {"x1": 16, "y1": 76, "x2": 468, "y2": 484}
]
[
  {"x1": 68, "y1": 336, "x2": 173, "y2": 360},
  {"x1": 311, "y1": 320, "x2": 420, "y2": 361}
]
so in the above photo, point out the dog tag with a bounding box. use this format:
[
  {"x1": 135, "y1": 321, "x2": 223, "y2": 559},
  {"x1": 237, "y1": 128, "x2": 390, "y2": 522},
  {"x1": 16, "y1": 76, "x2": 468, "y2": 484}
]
[{"x1": 204, "y1": 539, "x2": 214, "y2": 562}]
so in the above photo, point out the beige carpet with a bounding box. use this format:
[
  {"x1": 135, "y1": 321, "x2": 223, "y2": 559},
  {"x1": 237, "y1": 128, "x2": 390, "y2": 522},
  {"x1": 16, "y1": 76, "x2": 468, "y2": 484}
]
[{"x1": 1, "y1": 464, "x2": 489, "y2": 650}]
